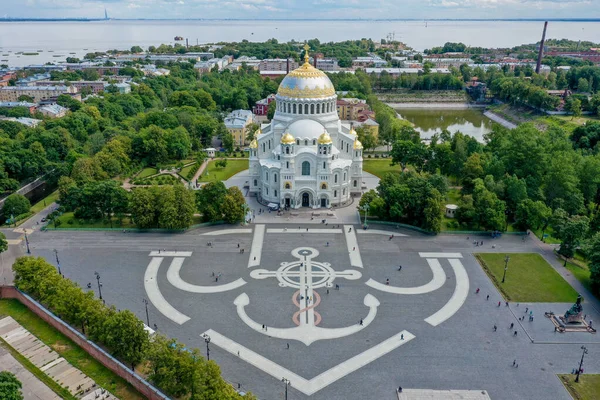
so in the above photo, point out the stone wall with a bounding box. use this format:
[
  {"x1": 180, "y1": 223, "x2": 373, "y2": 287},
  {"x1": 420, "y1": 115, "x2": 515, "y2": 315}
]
[{"x1": 0, "y1": 286, "x2": 170, "y2": 400}]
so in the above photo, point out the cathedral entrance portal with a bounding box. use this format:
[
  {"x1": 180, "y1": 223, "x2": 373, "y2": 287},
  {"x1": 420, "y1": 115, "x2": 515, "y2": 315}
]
[
  {"x1": 302, "y1": 193, "x2": 310, "y2": 207},
  {"x1": 285, "y1": 198, "x2": 291, "y2": 208},
  {"x1": 320, "y1": 198, "x2": 327, "y2": 208}
]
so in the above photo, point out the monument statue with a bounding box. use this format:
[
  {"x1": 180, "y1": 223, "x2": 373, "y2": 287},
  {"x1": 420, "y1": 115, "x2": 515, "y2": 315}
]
[{"x1": 563, "y1": 294, "x2": 584, "y2": 324}]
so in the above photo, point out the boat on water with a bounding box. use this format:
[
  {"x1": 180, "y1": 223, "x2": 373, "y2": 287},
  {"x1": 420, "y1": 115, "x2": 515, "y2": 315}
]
[{"x1": 174, "y1": 36, "x2": 184, "y2": 41}]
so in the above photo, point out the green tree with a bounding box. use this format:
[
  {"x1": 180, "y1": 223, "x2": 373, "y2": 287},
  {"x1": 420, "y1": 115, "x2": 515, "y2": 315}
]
[
  {"x1": 102, "y1": 309, "x2": 149, "y2": 368},
  {"x1": 17, "y1": 95, "x2": 34, "y2": 103},
  {"x1": 245, "y1": 123, "x2": 261, "y2": 142},
  {"x1": 568, "y1": 97, "x2": 582, "y2": 120},
  {"x1": 2, "y1": 194, "x2": 31, "y2": 218},
  {"x1": 131, "y1": 45, "x2": 144, "y2": 53},
  {"x1": 577, "y1": 77, "x2": 590, "y2": 93},
  {"x1": 583, "y1": 232, "x2": 600, "y2": 293},
  {"x1": 356, "y1": 126, "x2": 377, "y2": 153},
  {"x1": 196, "y1": 181, "x2": 227, "y2": 222},
  {"x1": 0, "y1": 371, "x2": 23, "y2": 400},
  {"x1": 557, "y1": 215, "x2": 589, "y2": 265},
  {"x1": 222, "y1": 187, "x2": 246, "y2": 224},
  {"x1": 267, "y1": 100, "x2": 276, "y2": 120},
  {"x1": 422, "y1": 187, "x2": 443, "y2": 233},
  {"x1": 514, "y1": 199, "x2": 551, "y2": 231},
  {"x1": 390, "y1": 140, "x2": 428, "y2": 172},
  {"x1": 472, "y1": 178, "x2": 506, "y2": 231},
  {"x1": 173, "y1": 185, "x2": 196, "y2": 229},
  {"x1": 220, "y1": 129, "x2": 234, "y2": 153},
  {"x1": 130, "y1": 187, "x2": 159, "y2": 228}
]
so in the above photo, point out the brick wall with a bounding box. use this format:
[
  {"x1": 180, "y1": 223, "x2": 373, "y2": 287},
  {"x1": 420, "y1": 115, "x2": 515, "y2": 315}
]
[{"x1": 0, "y1": 286, "x2": 170, "y2": 400}]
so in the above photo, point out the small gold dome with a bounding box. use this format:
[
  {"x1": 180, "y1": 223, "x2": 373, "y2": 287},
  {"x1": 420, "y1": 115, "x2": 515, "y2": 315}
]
[
  {"x1": 281, "y1": 132, "x2": 295, "y2": 145},
  {"x1": 256, "y1": 128, "x2": 262, "y2": 136},
  {"x1": 317, "y1": 131, "x2": 332, "y2": 145},
  {"x1": 349, "y1": 127, "x2": 357, "y2": 135},
  {"x1": 353, "y1": 138, "x2": 363, "y2": 149},
  {"x1": 249, "y1": 139, "x2": 258, "y2": 149}
]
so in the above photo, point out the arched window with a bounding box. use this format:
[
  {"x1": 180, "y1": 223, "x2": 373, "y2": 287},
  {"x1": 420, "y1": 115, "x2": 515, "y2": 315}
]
[
  {"x1": 262, "y1": 143, "x2": 265, "y2": 152},
  {"x1": 274, "y1": 190, "x2": 278, "y2": 197},
  {"x1": 266, "y1": 187, "x2": 269, "y2": 195},
  {"x1": 302, "y1": 161, "x2": 310, "y2": 176},
  {"x1": 334, "y1": 174, "x2": 338, "y2": 183},
  {"x1": 353, "y1": 180, "x2": 357, "y2": 187},
  {"x1": 254, "y1": 179, "x2": 257, "y2": 186},
  {"x1": 293, "y1": 104, "x2": 297, "y2": 113},
  {"x1": 323, "y1": 161, "x2": 326, "y2": 169},
  {"x1": 265, "y1": 172, "x2": 269, "y2": 181},
  {"x1": 285, "y1": 182, "x2": 291, "y2": 189},
  {"x1": 305, "y1": 140, "x2": 308, "y2": 146},
  {"x1": 311, "y1": 104, "x2": 315, "y2": 114},
  {"x1": 321, "y1": 183, "x2": 327, "y2": 190},
  {"x1": 296, "y1": 139, "x2": 300, "y2": 145},
  {"x1": 313, "y1": 139, "x2": 316, "y2": 145},
  {"x1": 286, "y1": 147, "x2": 290, "y2": 154},
  {"x1": 286, "y1": 161, "x2": 289, "y2": 169},
  {"x1": 274, "y1": 174, "x2": 278, "y2": 183},
  {"x1": 343, "y1": 172, "x2": 346, "y2": 181},
  {"x1": 334, "y1": 190, "x2": 337, "y2": 197}
]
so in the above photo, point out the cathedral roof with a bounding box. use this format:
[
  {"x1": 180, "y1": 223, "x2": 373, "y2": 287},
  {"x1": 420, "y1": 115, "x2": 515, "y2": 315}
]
[
  {"x1": 276, "y1": 44, "x2": 336, "y2": 99},
  {"x1": 281, "y1": 132, "x2": 295, "y2": 145},
  {"x1": 287, "y1": 119, "x2": 326, "y2": 141},
  {"x1": 318, "y1": 131, "x2": 333, "y2": 145}
]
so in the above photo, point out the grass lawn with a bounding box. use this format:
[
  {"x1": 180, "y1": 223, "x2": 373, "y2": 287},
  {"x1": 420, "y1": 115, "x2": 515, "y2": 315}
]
[
  {"x1": 0, "y1": 299, "x2": 144, "y2": 400},
  {"x1": 363, "y1": 159, "x2": 400, "y2": 179},
  {"x1": 559, "y1": 374, "x2": 600, "y2": 400},
  {"x1": 50, "y1": 212, "x2": 136, "y2": 229},
  {"x1": 532, "y1": 226, "x2": 561, "y2": 244},
  {"x1": 565, "y1": 260, "x2": 593, "y2": 294},
  {"x1": 136, "y1": 167, "x2": 158, "y2": 179},
  {"x1": 30, "y1": 190, "x2": 60, "y2": 214},
  {"x1": 179, "y1": 162, "x2": 198, "y2": 180},
  {"x1": 475, "y1": 253, "x2": 578, "y2": 302},
  {"x1": 198, "y1": 159, "x2": 248, "y2": 182},
  {"x1": 446, "y1": 188, "x2": 461, "y2": 204}
]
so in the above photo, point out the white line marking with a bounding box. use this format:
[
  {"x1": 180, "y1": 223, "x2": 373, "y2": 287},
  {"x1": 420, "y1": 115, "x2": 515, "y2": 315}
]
[
  {"x1": 425, "y1": 258, "x2": 469, "y2": 326},
  {"x1": 148, "y1": 251, "x2": 192, "y2": 257},
  {"x1": 248, "y1": 224, "x2": 265, "y2": 268},
  {"x1": 6, "y1": 239, "x2": 21, "y2": 245},
  {"x1": 144, "y1": 257, "x2": 190, "y2": 325},
  {"x1": 200, "y1": 229, "x2": 252, "y2": 235},
  {"x1": 166, "y1": 257, "x2": 246, "y2": 293},
  {"x1": 344, "y1": 225, "x2": 363, "y2": 268},
  {"x1": 419, "y1": 252, "x2": 463, "y2": 259},
  {"x1": 365, "y1": 259, "x2": 446, "y2": 295},
  {"x1": 205, "y1": 328, "x2": 415, "y2": 396},
  {"x1": 356, "y1": 229, "x2": 408, "y2": 236},
  {"x1": 266, "y1": 228, "x2": 343, "y2": 233},
  {"x1": 234, "y1": 293, "x2": 379, "y2": 346}
]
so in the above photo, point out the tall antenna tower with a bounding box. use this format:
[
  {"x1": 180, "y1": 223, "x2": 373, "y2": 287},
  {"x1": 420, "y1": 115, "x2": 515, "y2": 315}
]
[{"x1": 535, "y1": 21, "x2": 548, "y2": 74}]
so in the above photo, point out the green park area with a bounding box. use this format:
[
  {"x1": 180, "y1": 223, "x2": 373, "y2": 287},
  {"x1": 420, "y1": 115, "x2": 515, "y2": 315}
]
[
  {"x1": 179, "y1": 162, "x2": 199, "y2": 180},
  {"x1": 362, "y1": 159, "x2": 400, "y2": 179},
  {"x1": 50, "y1": 212, "x2": 136, "y2": 229},
  {"x1": 136, "y1": 167, "x2": 158, "y2": 179},
  {"x1": 475, "y1": 253, "x2": 578, "y2": 302},
  {"x1": 0, "y1": 299, "x2": 144, "y2": 400},
  {"x1": 198, "y1": 159, "x2": 248, "y2": 182},
  {"x1": 560, "y1": 374, "x2": 600, "y2": 400},
  {"x1": 30, "y1": 190, "x2": 59, "y2": 214}
]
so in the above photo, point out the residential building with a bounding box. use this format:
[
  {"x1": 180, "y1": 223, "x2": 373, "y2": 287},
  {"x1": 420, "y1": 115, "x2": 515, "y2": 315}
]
[
  {"x1": 194, "y1": 57, "x2": 231, "y2": 74},
  {"x1": 423, "y1": 57, "x2": 472, "y2": 68},
  {"x1": 365, "y1": 67, "x2": 451, "y2": 76},
  {"x1": 341, "y1": 118, "x2": 379, "y2": 139},
  {"x1": 141, "y1": 65, "x2": 171, "y2": 76},
  {"x1": 0, "y1": 102, "x2": 37, "y2": 113},
  {"x1": 33, "y1": 80, "x2": 108, "y2": 94},
  {"x1": 224, "y1": 109, "x2": 256, "y2": 146},
  {"x1": 352, "y1": 56, "x2": 387, "y2": 68},
  {"x1": 316, "y1": 59, "x2": 339, "y2": 72},
  {"x1": 253, "y1": 94, "x2": 276, "y2": 116},
  {"x1": 16, "y1": 73, "x2": 52, "y2": 86},
  {"x1": 38, "y1": 103, "x2": 68, "y2": 118},
  {"x1": 113, "y1": 83, "x2": 131, "y2": 94},
  {"x1": 0, "y1": 86, "x2": 78, "y2": 103},
  {"x1": 0, "y1": 117, "x2": 42, "y2": 127},
  {"x1": 260, "y1": 70, "x2": 288, "y2": 79},
  {"x1": 249, "y1": 48, "x2": 363, "y2": 210},
  {"x1": 259, "y1": 59, "x2": 298, "y2": 72},
  {"x1": 336, "y1": 98, "x2": 370, "y2": 121},
  {"x1": 0, "y1": 71, "x2": 17, "y2": 87}
]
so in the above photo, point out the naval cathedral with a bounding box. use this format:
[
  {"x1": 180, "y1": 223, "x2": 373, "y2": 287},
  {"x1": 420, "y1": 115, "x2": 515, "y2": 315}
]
[{"x1": 249, "y1": 46, "x2": 364, "y2": 209}]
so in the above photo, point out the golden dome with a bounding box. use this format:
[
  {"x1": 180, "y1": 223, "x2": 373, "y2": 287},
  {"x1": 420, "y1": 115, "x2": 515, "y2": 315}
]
[
  {"x1": 276, "y1": 44, "x2": 336, "y2": 99},
  {"x1": 256, "y1": 128, "x2": 262, "y2": 136},
  {"x1": 349, "y1": 127, "x2": 357, "y2": 135},
  {"x1": 249, "y1": 139, "x2": 258, "y2": 149},
  {"x1": 353, "y1": 138, "x2": 363, "y2": 149},
  {"x1": 318, "y1": 131, "x2": 332, "y2": 145},
  {"x1": 281, "y1": 132, "x2": 295, "y2": 145}
]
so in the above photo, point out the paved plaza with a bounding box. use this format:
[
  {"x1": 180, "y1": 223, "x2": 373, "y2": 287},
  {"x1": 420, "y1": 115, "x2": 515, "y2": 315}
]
[{"x1": 17, "y1": 223, "x2": 600, "y2": 400}]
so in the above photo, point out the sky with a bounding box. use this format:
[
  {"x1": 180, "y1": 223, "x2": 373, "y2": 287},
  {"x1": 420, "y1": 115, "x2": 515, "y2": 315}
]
[{"x1": 4, "y1": 0, "x2": 599, "y2": 20}]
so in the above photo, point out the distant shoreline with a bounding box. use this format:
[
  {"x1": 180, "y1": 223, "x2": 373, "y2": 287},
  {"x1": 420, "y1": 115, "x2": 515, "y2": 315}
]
[{"x1": 2, "y1": 18, "x2": 600, "y2": 22}]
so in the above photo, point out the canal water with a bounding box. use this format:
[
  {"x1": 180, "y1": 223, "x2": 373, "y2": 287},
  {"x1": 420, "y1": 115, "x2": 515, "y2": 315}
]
[{"x1": 396, "y1": 108, "x2": 494, "y2": 143}]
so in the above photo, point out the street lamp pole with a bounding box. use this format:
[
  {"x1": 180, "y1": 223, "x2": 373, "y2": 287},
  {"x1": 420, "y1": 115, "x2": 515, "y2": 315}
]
[
  {"x1": 94, "y1": 271, "x2": 102, "y2": 300},
  {"x1": 282, "y1": 378, "x2": 290, "y2": 400},
  {"x1": 142, "y1": 299, "x2": 150, "y2": 327},
  {"x1": 502, "y1": 254, "x2": 510, "y2": 283},
  {"x1": 202, "y1": 334, "x2": 211, "y2": 361},
  {"x1": 575, "y1": 345, "x2": 588, "y2": 383},
  {"x1": 24, "y1": 232, "x2": 30, "y2": 254},
  {"x1": 53, "y1": 249, "x2": 61, "y2": 275}
]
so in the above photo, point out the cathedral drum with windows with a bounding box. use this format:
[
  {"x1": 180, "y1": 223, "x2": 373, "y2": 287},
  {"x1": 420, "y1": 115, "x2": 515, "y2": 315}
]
[{"x1": 248, "y1": 45, "x2": 363, "y2": 209}]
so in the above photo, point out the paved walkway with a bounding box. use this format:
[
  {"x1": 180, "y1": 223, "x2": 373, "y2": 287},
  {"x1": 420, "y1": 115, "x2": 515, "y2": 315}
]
[
  {"x1": 0, "y1": 345, "x2": 61, "y2": 400},
  {"x1": 397, "y1": 389, "x2": 491, "y2": 399},
  {"x1": 529, "y1": 231, "x2": 600, "y2": 314},
  {"x1": 0, "y1": 317, "x2": 117, "y2": 400}
]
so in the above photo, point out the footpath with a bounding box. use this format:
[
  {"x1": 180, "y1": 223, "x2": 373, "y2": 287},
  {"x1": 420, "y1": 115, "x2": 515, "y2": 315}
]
[{"x1": 0, "y1": 316, "x2": 117, "y2": 400}]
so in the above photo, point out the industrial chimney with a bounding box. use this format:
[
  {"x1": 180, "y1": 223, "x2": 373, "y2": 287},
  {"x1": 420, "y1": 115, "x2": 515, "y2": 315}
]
[{"x1": 536, "y1": 21, "x2": 548, "y2": 74}]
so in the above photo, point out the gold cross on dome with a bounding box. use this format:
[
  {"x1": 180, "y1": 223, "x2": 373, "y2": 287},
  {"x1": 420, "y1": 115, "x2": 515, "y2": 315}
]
[{"x1": 303, "y1": 43, "x2": 310, "y2": 64}]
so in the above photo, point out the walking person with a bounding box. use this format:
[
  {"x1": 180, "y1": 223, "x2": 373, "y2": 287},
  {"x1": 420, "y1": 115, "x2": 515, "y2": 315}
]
[
  {"x1": 486, "y1": 295, "x2": 490, "y2": 300},
  {"x1": 513, "y1": 360, "x2": 516, "y2": 367},
  {"x1": 493, "y1": 324, "x2": 497, "y2": 332}
]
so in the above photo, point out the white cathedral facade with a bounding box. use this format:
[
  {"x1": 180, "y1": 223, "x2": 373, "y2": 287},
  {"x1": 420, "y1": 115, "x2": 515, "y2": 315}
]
[{"x1": 249, "y1": 46, "x2": 363, "y2": 209}]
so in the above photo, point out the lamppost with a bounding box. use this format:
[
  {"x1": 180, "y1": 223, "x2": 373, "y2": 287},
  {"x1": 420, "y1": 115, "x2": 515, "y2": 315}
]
[
  {"x1": 24, "y1": 232, "x2": 30, "y2": 254},
  {"x1": 94, "y1": 271, "x2": 103, "y2": 300},
  {"x1": 502, "y1": 254, "x2": 510, "y2": 283},
  {"x1": 361, "y1": 204, "x2": 370, "y2": 230},
  {"x1": 142, "y1": 298, "x2": 150, "y2": 327},
  {"x1": 202, "y1": 333, "x2": 211, "y2": 361},
  {"x1": 575, "y1": 345, "x2": 588, "y2": 383},
  {"x1": 282, "y1": 377, "x2": 291, "y2": 400},
  {"x1": 53, "y1": 249, "x2": 61, "y2": 275}
]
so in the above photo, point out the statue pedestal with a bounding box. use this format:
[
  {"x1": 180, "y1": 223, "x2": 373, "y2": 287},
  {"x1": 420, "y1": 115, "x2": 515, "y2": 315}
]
[{"x1": 545, "y1": 312, "x2": 596, "y2": 333}]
